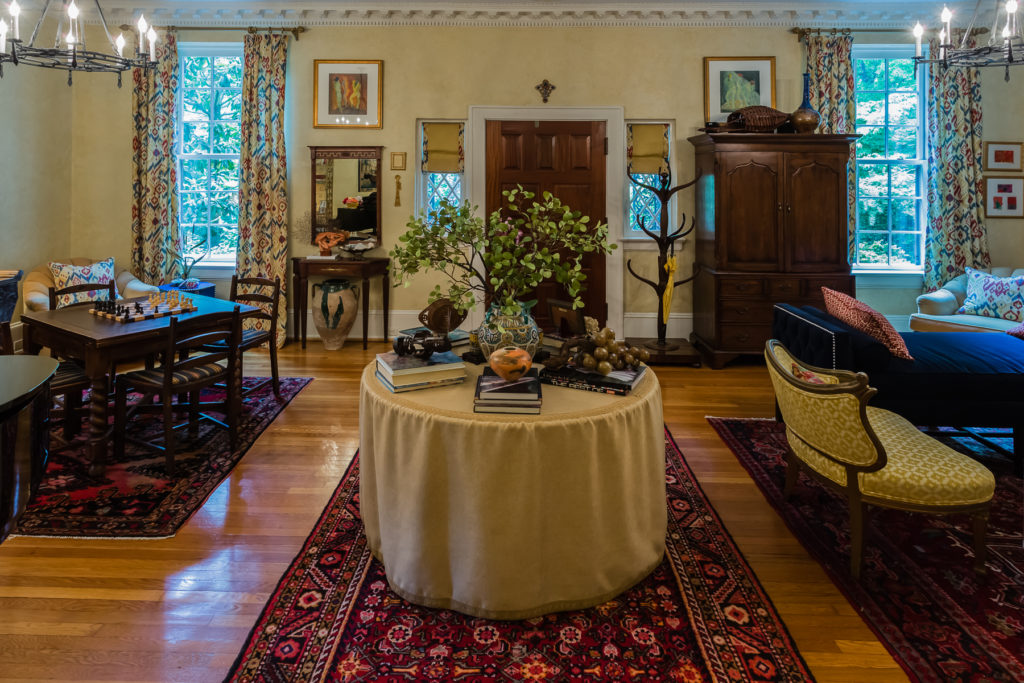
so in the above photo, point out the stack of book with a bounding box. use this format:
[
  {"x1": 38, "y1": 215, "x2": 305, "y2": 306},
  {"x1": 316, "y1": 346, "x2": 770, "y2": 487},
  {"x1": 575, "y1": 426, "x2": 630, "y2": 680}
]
[
  {"x1": 473, "y1": 368, "x2": 543, "y2": 414},
  {"x1": 397, "y1": 326, "x2": 472, "y2": 352},
  {"x1": 375, "y1": 350, "x2": 467, "y2": 393},
  {"x1": 539, "y1": 364, "x2": 648, "y2": 396}
]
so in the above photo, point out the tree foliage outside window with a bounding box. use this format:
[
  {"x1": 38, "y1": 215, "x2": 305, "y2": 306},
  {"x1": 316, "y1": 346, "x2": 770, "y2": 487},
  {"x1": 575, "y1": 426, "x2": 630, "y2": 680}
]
[
  {"x1": 629, "y1": 174, "x2": 662, "y2": 234},
  {"x1": 177, "y1": 46, "x2": 243, "y2": 263},
  {"x1": 854, "y1": 49, "x2": 926, "y2": 269},
  {"x1": 424, "y1": 173, "x2": 463, "y2": 219}
]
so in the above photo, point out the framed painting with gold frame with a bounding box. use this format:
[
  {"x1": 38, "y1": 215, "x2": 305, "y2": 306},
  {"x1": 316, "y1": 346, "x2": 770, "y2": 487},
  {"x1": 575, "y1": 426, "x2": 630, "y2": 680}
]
[
  {"x1": 313, "y1": 60, "x2": 383, "y2": 129},
  {"x1": 703, "y1": 56, "x2": 776, "y2": 124}
]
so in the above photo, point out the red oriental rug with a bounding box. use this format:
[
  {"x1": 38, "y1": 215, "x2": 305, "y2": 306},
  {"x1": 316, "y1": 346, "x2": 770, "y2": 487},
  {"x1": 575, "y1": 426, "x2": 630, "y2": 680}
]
[
  {"x1": 708, "y1": 417, "x2": 1024, "y2": 683},
  {"x1": 227, "y1": 428, "x2": 814, "y2": 682},
  {"x1": 13, "y1": 377, "x2": 311, "y2": 539}
]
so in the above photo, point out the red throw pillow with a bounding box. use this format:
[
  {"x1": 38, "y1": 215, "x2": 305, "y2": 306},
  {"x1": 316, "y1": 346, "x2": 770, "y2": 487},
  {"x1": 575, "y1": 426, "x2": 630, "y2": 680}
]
[
  {"x1": 821, "y1": 287, "x2": 914, "y2": 361},
  {"x1": 790, "y1": 362, "x2": 836, "y2": 384},
  {"x1": 1007, "y1": 322, "x2": 1024, "y2": 340}
]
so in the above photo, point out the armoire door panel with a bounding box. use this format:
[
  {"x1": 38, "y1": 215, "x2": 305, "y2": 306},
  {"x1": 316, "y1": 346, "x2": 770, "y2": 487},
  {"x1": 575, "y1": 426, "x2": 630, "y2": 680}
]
[
  {"x1": 784, "y1": 153, "x2": 848, "y2": 272},
  {"x1": 718, "y1": 152, "x2": 781, "y2": 271}
]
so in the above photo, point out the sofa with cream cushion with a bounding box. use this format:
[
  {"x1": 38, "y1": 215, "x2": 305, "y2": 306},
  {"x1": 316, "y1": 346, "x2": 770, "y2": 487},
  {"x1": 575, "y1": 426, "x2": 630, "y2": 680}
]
[
  {"x1": 910, "y1": 267, "x2": 1024, "y2": 333},
  {"x1": 23, "y1": 258, "x2": 159, "y2": 312}
]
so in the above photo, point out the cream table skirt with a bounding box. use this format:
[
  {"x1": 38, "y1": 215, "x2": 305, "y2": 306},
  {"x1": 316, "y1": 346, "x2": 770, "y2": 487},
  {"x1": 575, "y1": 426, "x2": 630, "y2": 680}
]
[{"x1": 358, "y1": 362, "x2": 666, "y2": 620}]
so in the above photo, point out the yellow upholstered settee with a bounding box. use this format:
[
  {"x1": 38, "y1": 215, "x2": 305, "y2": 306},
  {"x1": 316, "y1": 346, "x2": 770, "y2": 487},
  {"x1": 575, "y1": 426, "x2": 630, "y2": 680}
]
[
  {"x1": 911, "y1": 267, "x2": 1024, "y2": 332},
  {"x1": 23, "y1": 258, "x2": 159, "y2": 312},
  {"x1": 764, "y1": 340, "x2": 995, "y2": 579}
]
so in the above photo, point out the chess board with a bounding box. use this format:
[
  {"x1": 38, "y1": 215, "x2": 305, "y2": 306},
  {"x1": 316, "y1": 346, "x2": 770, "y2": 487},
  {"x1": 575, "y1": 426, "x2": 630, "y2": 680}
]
[{"x1": 89, "y1": 300, "x2": 198, "y2": 322}]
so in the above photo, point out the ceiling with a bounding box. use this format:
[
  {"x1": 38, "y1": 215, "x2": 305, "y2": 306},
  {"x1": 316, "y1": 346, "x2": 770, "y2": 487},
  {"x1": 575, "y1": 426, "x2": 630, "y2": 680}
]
[{"x1": 16, "y1": 0, "x2": 991, "y2": 30}]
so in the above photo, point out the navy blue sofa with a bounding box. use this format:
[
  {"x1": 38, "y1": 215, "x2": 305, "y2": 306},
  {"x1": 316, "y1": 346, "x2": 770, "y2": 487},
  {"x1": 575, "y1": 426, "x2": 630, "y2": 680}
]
[{"x1": 772, "y1": 303, "x2": 1024, "y2": 473}]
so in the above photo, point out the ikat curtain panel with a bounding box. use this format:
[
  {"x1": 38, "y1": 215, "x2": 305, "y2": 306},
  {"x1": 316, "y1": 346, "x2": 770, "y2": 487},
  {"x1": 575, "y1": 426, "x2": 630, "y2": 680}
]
[
  {"x1": 421, "y1": 122, "x2": 465, "y2": 173},
  {"x1": 236, "y1": 33, "x2": 289, "y2": 345},
  {"x1": 627, "y1": 123, "x2": 670, "y2": 176},
  {"x1": 924, "y1": 38, "x2": 990, "y2": 291},
  {"x1": 130, "y1": 30, "x2": 180, "y2": 285},
  {"x1": 804, "y1": 33, "x2": 857, "y2": 264}
]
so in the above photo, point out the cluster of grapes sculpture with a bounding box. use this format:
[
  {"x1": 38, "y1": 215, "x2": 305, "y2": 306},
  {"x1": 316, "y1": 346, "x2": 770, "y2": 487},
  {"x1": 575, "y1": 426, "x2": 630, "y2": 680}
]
[{"x1": 572, "y1": 327, "x2": 651, "y2": 376}]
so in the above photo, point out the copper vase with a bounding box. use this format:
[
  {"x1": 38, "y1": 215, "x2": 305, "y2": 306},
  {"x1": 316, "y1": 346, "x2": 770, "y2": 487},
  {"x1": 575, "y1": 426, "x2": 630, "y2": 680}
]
[{"x1": 791, "y1": 72, "x2": 821, "y2": 134}]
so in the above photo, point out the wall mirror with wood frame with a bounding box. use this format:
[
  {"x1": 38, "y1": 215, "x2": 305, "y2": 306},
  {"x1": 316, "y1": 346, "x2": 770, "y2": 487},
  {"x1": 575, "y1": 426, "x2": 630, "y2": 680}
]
[{"x1": 309, "y1": 146, "x2": 383, "y2": 254}]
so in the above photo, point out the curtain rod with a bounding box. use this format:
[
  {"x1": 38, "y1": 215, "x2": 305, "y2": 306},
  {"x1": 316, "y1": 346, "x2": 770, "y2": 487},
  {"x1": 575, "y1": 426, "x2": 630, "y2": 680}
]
[
  {"x1": 791, "y1": 26, "x2": 988, "y2": 39},
  {"x1": 119, "y1": 25, "x2": 306, "y2": 40}
]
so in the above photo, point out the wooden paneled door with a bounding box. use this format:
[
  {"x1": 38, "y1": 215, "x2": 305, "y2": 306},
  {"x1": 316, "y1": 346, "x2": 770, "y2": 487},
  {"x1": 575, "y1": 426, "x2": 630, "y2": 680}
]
[{"x1": 485, "y1": 120, "x2": 607, "y2": 329}]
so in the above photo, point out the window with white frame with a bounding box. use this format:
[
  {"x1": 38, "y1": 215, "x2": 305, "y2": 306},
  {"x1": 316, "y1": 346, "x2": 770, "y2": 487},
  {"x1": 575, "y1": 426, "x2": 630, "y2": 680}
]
[
  {"x1": 626, "y1": 122, "x2": 672, "y2": 237},
  {"x1": 177, "y1": 43, "x2": 243, "y2": 264},
  {"x1": 419, "y1": 121, "x2": 465, "y2": 217},
  {"x1": 853, "y1": 45, "x2": 927, "y2": 270}
]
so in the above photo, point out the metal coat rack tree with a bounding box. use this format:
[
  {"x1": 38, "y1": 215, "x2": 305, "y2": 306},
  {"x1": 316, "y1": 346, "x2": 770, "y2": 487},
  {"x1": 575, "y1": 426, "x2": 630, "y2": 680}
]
[{"x1": 625, "y1": 168, "x2": 702, "y2": 365}]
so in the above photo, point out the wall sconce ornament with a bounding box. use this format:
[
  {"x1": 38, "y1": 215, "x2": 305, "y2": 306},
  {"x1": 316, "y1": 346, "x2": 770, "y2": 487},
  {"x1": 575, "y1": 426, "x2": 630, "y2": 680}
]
[{"x1": 535, "y1": 79, "x2": 556, "y2": 103}]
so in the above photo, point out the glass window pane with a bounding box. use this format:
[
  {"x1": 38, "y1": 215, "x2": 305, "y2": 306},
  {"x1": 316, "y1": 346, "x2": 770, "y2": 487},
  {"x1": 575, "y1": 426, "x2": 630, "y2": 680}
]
[
  {"x1": 892, "y1": 232, "x2": 922, "y2": 267},
  {"x1": 858, "y1": 164, "x2": 888, "y2": 197},
  {"x1": 887, "y1": 92, "x2": 917, "y2": 125},
  {"x1": 210, "y1": 193, "x2": 239, "y2": 225},
  {"x1": 891, "y1": 199, "x2": 918, "y2": 230},
  {"x1": 889, "y1": 126, "x2": 918, "y2": 160},
  {"x1": 856, "y1": 126, "x2": 886, "y2": 159},
  {"x1": 210, "y1": 160, "x2": 239, "y2": 191},
  {"x1": 183, "y1": 226, "x2": 208, "y2": 257},
  {"x1": 214, "y1": 90, "x2": 242, "y2": 121},
  {"x1": 181, "y1": 88, "x2": 210, "y2": 121},
  {"x1": 629, "y1": 174, "x2": 662, "y2": 233},
  {"x1": 210, "y1": 225, "x2": 239, "y2": 256},
  {"x1": 858, "y1": 198, "x2": 889, "y2": 230},
  {"x1": 425, "y1": 173, "x2": 463, "y2": 217},
  {"x1": 890, "y1": 165, "x2": 919, "y2": 196},
  {"x1": 179, "y1": 193, "x2": 208, "y2": 225},
  {"x1": 855, "y1": 58, "x2": 885, "y2": 91},
  {"x1": 212, "y1": 123, "x2": 241, "y2": 154},
  {"x1": 857, "y1": 232, "x2": 891, "y2": 265},
  {"x1": 182, "y1": 122, "x2": 210, "y2": 154},
  {"x1": 182, "y1": 57, "x2": 211, "y2": 88},
  {"x1": 180, "y1": 159, "x2": 208, "y2": 192},
  {"x1": 887, "y1": 59, "x2": 916, "y2": 90},
  {"x1": 856, "y1": 92, "x2": 886, "y2": 126},
  {"x1": 214, "y1": 56, "x2": 242, "y2": 88}
]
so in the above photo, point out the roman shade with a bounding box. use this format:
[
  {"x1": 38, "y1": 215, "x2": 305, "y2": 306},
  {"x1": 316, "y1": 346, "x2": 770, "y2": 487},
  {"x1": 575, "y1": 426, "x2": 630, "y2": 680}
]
[{"x1": 421, "y1": 122, "x2": 465, "y2": 173}]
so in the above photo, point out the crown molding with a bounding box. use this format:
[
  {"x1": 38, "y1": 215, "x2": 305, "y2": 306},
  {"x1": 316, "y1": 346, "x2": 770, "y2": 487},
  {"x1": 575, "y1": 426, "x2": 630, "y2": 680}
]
[{"x1": 19, "y1": 1, "x2": 989, "y2": 31}]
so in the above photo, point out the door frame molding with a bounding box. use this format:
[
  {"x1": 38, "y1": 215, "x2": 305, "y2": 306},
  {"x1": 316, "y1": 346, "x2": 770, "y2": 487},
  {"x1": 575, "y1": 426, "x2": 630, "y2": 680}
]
[{"x1": 466, "y1": 105, "x2": 625, "y2": 334}]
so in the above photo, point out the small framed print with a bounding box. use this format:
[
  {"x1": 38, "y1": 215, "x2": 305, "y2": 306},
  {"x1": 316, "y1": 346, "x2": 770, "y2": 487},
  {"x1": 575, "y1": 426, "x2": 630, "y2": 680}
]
[
  {"x1": 703, "y1": 56, "x2": 776, "y2": 124},
  {"x1": 390, "y1": 152, "x2": 406, "y2": 171},
  {"x1": 984, "y1": 176, "x2": 1024, "y2": 218},
  {"x1": 313, "y1": 59, "x2": 383, "y2": 129},
  {"x1": 984, "y1": 142, "x2": 1023, "y2": 171}
]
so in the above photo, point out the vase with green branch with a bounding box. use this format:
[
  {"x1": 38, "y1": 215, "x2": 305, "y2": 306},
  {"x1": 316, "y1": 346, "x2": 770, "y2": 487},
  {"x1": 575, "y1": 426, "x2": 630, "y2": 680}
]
[{"x1": 169, "y1": 235, "x2": 208, "y2": 287}]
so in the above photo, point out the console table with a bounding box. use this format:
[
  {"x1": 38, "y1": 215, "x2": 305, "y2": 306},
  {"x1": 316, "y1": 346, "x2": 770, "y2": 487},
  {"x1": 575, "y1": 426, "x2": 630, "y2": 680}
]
[
  {"x1": 359, "y1": 362, "x2": 666, "y2": 619},
  {"x1": 292, "y1": 257, "x2": 389, "y2": 350},
  {"x1": 0, "y1": 355, "x2": 57, "y2": 540}
]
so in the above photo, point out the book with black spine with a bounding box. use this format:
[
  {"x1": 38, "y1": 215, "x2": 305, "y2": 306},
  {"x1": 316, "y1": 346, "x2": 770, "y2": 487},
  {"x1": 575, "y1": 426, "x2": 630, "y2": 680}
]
[
  {"x1": 474, "y1": 368, "x2": 542, "y2": 402},
  {"x1": 539, "y1": 364, "x2": 648, "y2": 396}
]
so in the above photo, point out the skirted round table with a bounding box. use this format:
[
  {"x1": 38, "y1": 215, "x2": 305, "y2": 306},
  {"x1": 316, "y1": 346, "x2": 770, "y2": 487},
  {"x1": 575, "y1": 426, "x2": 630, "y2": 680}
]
[{"x1": 358, "y1": 361, "x2": 665, "y2": 620}]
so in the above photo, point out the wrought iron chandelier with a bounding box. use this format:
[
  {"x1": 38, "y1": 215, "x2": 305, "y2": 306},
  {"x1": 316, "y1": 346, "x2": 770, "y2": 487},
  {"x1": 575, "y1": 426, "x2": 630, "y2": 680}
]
[
  {"x1": 913, "y1": 0, "x2": 1024, "y2": 79},
  {"x1": 0, "y1": 0, "x2": 156, "y2": 85}
]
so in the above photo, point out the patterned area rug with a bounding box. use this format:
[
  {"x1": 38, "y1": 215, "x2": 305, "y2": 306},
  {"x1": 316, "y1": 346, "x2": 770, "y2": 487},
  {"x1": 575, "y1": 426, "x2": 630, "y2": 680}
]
[
  {"x1": 227, "y1": 428, "x2": 814, "y2": 682},
  {"x1": 708, "y1": 417, "x2": 1024, "y2": 683},
  {"x1": 14, "y1": 377, "x2": 311, "y2": 539}
]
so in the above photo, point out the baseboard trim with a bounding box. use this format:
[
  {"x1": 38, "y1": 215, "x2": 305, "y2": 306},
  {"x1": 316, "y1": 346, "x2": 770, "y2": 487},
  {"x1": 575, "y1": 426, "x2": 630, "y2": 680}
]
[{"x1": 622, "y1": 312, "x2": 693, "y2": 340}]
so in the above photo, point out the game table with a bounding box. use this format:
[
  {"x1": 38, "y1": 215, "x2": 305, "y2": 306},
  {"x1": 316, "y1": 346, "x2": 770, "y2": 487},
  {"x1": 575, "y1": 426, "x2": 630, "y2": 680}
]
[{"x1": 20, "y1": 294, "x2": 258, "y2": 476}]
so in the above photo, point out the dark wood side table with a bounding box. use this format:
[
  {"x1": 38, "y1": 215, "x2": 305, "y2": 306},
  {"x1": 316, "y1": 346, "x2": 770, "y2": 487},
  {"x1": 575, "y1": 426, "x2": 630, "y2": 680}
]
[
  {"x1": 0, "y1": 355, "x2": 57, "y2": 540},
  {"x1": 291, "y1": 256, "x2": 389, "y2": 350},
  {"x1": 159, "y1": 281, "x2": 217, "y2": 299}
]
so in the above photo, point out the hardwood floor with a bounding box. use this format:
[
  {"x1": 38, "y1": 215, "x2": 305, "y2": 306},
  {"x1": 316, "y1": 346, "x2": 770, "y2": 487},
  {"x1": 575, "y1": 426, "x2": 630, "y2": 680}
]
[{"x1": 0, "y1": 344, "x2": 908, "y2": 682}]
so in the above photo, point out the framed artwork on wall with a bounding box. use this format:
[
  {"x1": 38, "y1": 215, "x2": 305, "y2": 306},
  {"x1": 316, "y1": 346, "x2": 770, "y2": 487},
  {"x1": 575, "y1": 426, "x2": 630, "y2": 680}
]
[
  {"x1": 703, "y1": 56, "x2": 776, "y2": 124},
  {"x1": 984, "y1": 141, "x2": 1023, "y2": 171},
  {"x1": 984, "y1": 176, "x2": 1024, "y2": 218},
  {"x1": 313, "y1": 59, "x2": 383, "y2": 129},
  {"x1": 390, "y1": 152, "x2": 406, "y2": 171}
]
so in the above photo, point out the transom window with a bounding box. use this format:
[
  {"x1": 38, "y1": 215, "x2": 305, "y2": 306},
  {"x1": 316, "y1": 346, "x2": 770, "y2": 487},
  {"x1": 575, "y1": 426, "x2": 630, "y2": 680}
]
[
  {"x1": 176, "y1": 43, "x2": 243, "y2": 264},
  {"x1": 853, "y1": 45, "x2": 927, "y2": 270}
]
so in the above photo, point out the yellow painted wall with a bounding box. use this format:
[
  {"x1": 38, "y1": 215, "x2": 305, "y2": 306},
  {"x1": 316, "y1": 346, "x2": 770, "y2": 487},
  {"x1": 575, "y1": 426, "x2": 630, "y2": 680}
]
[{"x1": 0, "y1": 62, "x2": 72, "y2": 315}]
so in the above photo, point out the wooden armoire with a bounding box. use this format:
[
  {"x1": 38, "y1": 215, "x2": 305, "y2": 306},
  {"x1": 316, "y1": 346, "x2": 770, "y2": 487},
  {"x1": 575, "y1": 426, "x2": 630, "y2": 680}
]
[{"x1": 688, "y1": 133, "x2": 858, "y2": 369}]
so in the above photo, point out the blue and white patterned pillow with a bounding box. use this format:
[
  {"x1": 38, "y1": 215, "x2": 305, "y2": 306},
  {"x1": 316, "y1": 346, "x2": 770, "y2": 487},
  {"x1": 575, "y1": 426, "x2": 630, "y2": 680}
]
[{"x1": 957, "y1": 267, "x2": 1024, "y2": 322}]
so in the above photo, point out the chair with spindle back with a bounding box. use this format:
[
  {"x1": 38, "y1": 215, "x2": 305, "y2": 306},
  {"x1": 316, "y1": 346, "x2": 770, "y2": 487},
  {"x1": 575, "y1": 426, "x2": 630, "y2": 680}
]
[{"x1": 47, "y1": 281, "x2": 117, "y2": 310}]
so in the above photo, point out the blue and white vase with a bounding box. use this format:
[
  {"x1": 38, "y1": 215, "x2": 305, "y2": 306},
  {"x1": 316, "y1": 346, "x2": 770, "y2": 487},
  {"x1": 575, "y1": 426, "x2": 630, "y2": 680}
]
[{"x1": 476, "y1": 301, "x2": 541, "y2": 358}]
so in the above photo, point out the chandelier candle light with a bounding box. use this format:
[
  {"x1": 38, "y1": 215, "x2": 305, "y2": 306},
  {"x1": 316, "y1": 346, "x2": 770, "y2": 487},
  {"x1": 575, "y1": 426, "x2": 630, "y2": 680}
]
[
  {"x1": 0, "y1": 0, "x2": 156, "y2": 85},
  {"x1": 913, "y1": 0, "x2": 1024, "y2": 79}
]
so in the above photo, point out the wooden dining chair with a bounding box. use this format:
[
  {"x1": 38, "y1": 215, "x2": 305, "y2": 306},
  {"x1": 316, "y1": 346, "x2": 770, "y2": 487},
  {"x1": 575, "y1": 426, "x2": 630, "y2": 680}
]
[
  {"x1": 0, "y1": 321, "x2": 91, "y2": 441},
  {"x1": 201, "y1": 275, "x2": 282, "y2": 399},
  {"x1": 113, "y1": 307, "x2": 242, "y2": 474},
  {"x1": 48, "y1": 281, "x2": 117, "y2": 310}
]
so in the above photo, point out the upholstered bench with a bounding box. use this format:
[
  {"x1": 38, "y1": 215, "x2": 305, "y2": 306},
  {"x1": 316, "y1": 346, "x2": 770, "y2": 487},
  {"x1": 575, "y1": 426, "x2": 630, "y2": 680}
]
[{"x1": 771, "y1": 303, "x2": 1024, "y2": 473}]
